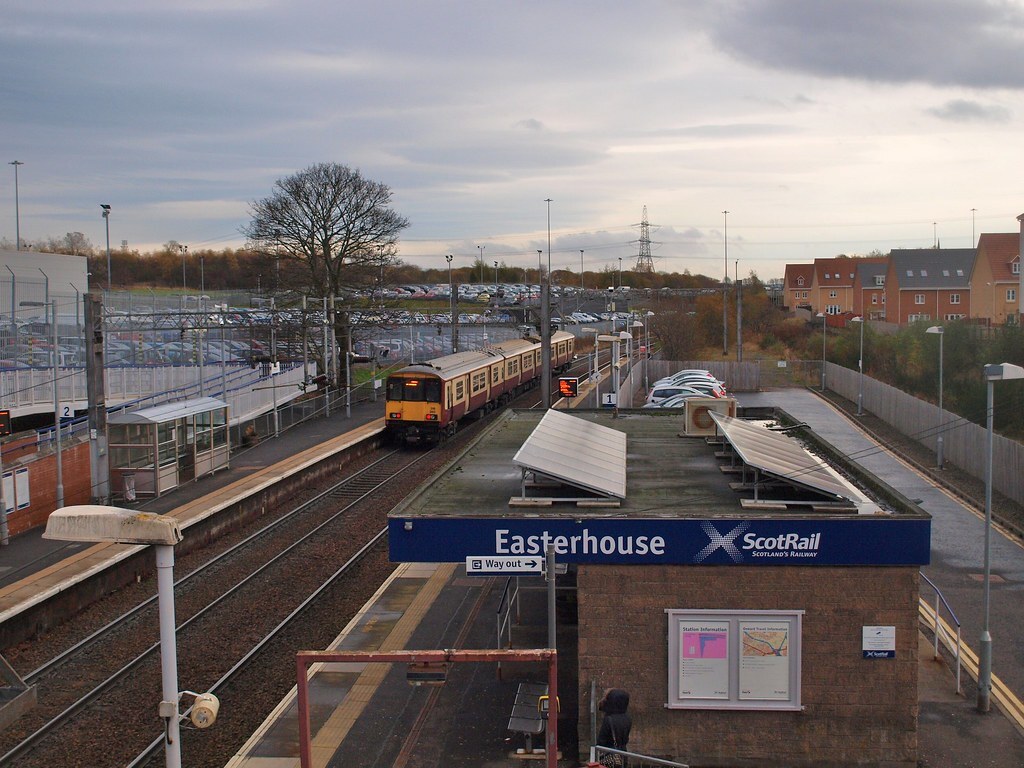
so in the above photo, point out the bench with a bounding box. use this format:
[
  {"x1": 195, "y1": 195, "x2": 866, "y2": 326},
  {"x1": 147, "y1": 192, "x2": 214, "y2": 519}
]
[{"x1": 507, "y1": 682, "x2": 549, "y2": 753}]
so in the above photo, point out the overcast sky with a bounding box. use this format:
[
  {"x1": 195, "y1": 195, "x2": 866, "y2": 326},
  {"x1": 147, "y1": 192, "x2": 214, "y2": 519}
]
[{"x1": 3, "y1": 0, "x2": 1024, "y2": 281}]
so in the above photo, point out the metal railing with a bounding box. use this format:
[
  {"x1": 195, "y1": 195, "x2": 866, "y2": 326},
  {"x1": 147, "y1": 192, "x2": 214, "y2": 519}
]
[{"x1": 919, "y1": 571, "x2": 963, "y2": 695}]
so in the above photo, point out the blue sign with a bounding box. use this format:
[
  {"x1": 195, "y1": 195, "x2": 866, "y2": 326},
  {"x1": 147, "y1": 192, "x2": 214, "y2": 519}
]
[{"x1": 389, "y1": 517, "x2": 931, "y2": 566}]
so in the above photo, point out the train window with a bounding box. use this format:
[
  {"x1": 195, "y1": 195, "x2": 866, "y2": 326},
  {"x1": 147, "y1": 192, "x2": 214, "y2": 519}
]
[
  {"x1": 491, "y1": 365, "x2": 501, "y2": 384},
  {"x1": 387, "y1": 378, "x2": 441, "y2": 402},
  {"x1": 455, "y1": 380, "x2": 465, "y2": 400}
]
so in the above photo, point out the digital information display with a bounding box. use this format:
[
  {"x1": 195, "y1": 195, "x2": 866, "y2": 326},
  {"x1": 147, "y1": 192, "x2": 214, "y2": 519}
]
[{"x1": 558, "y1": 377, "x2": 580, "y2": 397}]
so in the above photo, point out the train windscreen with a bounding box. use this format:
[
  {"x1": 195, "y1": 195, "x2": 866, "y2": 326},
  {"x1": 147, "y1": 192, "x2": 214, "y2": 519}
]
[{"x1": 387, "y1": 377, "x2": 442, "y2": 402}]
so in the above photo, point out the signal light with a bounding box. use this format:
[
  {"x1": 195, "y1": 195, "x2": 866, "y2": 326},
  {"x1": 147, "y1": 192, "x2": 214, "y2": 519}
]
[{"x1": 0, "y1": 409, "x2": 10, "y2": 436}]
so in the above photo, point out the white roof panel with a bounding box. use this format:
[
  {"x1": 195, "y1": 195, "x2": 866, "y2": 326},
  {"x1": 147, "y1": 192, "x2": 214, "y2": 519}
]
[
  {"x1": 512, "y1": 409, "x2": 627, "y2": 498},
  {"x1": 709, "y1": 413, "x2": 877, "y2": 512},
  {"x1": 109, "y1": 397, "x2": 228, "y2": 425}
]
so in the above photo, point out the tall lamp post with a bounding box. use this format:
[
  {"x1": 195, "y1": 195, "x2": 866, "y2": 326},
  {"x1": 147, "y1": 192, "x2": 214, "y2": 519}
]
[
  {"x1": 101, "y1": 205, "x2": 112, "y2": 291},
  {"x1": 644, "y1": 310, "x2": 654, "y2": 391},
  {"x1": 816, "y1": 312, "x2": 827, "y2": 391},
  {"x1": 43, "y1": 506, "x2": 196, "y2": 768},
  {"x1": 179, "y1": 244, "x2": 188, "y2": 290},
  {"x1": 851, "y1": 316, "x2": 864, "y2": 415},
  {"x1": 580, "y1": 250, "x2": 585, "y2": 294},
  {"x1": 978, "y1": 362, "x2": 1024, "y2": 712},
  {"x1": 926, "y1": 326, "x2": 944, "y2": 468},
  {"x1": 542, "y1": 199, "x2": 553, "y2": 409},
  {"x1": 494, "y1": 260, "x2": 499, "y2": 291},
  {"x1": 477, "y1": 245, "x2": 485, "y2": 283},
  {"x1": 722, "y1": 211, "x2": 729, "y2": 356},
  {"x1": 445, "y1": 254, "x2": 456, "y2": 353},
  {"x1": 10, "y1": 161, "x2": 24, "y2": 250}
]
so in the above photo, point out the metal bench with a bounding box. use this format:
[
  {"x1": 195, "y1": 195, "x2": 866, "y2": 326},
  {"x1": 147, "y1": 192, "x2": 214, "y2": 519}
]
[{"x1": 507, "y1": 682, "x2": 549, "y2": 753}]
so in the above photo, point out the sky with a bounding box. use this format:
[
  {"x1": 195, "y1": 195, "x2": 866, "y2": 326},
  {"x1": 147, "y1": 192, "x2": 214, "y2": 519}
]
[{"x1": 3, "y1": 0, "x2": 1024, "y2": 282}]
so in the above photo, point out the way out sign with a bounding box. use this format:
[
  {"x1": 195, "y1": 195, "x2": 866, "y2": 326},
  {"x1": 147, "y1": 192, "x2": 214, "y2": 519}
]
[{"x1": 465, "y1": 555, "x2": 543, "y2": 576}]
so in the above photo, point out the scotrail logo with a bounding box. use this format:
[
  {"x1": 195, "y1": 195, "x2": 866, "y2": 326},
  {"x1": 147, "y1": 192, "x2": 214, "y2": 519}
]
[
  {"x1": 694, "y1": 523, "x2": 823, "y2": 563},
  {"x1": 694, "y1": 522, "x2": 750, "y2": 563}
]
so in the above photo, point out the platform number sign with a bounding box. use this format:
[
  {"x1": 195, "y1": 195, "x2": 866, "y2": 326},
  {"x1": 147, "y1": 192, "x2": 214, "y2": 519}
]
[
  {"x1": 0, "y1": 409, "x2": 10, "y2": 437},
  {"x1": 558, "y1": 377, "x2": 580, "y2": 398}
]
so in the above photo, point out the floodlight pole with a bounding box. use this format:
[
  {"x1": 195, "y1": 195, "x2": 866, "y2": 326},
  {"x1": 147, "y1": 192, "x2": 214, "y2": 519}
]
[{"x1": 926, "y1": 326, "x2": 944, "y2": 468}]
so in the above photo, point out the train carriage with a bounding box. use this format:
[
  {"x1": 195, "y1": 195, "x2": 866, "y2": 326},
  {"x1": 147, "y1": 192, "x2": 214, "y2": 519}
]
[{"x1": 385, "y1": 331, "x2": 575, "y2": 444}]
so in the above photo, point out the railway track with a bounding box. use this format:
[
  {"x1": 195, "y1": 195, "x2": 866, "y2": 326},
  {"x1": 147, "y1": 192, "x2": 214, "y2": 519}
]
[{"x1": 0, "y1": 447, "x2": 433, "y2": 768}]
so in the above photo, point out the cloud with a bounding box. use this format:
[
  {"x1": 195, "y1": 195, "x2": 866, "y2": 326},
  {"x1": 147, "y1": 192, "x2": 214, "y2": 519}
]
[
  {"x1": 709, "y1": 0, "x2": 1024, "y2": 89},
  {"x1": 926, "y1": 99, "x2": 1012, "y2": 122}
]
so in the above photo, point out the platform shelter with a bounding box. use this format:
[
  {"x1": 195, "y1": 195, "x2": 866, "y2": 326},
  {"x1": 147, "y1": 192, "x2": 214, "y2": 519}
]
[{"x1": 108, "y1": 397, "x2": 229, "y2": 499}]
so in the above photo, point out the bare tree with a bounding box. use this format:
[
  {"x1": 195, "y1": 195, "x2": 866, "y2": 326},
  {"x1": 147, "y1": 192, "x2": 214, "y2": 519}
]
[{"x1": 242, "y1": 163, "x2": 409, "y2": 298}]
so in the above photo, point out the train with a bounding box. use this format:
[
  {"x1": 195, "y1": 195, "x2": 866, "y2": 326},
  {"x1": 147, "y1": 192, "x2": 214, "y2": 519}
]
[{"x1": 384, "y1": 330, "x2": 576, "y2": 443}]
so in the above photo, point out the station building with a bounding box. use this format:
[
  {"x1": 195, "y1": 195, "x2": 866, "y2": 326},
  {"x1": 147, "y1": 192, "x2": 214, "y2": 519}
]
[{"x1": 388, "y1": 407, "x2": 931, "y2": 767}]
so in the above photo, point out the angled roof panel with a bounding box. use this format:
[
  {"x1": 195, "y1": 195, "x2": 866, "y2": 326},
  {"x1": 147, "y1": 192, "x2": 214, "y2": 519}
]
[
  {"x1": 109, "y1": 397, "x2": 228, "y2": 424},
  {"x1": 513, "y1": 409, "x2": 627, "y2": 498},
  {"x1": 709, "y1": 413, "x2": 878, "y2": 513}
]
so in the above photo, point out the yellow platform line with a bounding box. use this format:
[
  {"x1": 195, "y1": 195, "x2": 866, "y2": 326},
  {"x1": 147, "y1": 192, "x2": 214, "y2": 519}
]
[{"x1": 919, "y1": 599, "x2": 1024, "y2": 734}]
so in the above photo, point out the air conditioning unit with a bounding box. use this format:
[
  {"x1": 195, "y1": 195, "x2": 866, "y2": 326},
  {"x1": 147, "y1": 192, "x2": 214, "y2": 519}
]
[{"x1": 683, "y1": 397, "x2": 737, "y2": 436}]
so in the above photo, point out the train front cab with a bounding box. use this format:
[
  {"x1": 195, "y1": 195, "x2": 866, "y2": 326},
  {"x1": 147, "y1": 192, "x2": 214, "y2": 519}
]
[{"x1": 385, "y1": 373, "x2": 444, "y2": 443}]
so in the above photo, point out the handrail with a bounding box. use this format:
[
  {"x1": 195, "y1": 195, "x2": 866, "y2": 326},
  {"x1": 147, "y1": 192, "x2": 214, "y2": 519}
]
[
  {"x1": 919, "y1": 571, "x2": 962, "y2": 695},
  {"x1": 495, "y1": 576, "x2": 522, "y2": 678}
]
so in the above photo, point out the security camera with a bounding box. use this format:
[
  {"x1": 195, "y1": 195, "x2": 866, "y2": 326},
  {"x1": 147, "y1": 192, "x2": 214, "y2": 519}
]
[{"x1": 189, "y1": 692, "x2": 220, "y2": 728}]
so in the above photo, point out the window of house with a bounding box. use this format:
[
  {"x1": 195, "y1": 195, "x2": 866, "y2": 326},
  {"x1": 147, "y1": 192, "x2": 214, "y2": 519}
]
[
  {"x1": 797, "y1": 276, "x2": 804, "y2": 286},
  {"x1": 871, "y1": 295, "x2": 878, "y2": 304},
  {"x1": 942, "y1": 270, "x2": 950, "y2": 277},
  {"x1": 875, "y1": 275, "x2": 885, "y2": 286},
  {"x1": 915, "y1": 294, "x2": 925, "y2": 305},
  {"x1": 956, "y1": 269, "x2": 964, "y2": 277},
  {"x1": 829, "y1": 290, "x2": 837, "y2": 298},
  {"x1": 945, "y1": 314, "x2": 966, "y2": 321},
  {"x1": 906, "y1": 270, "x2": 914, "y2": 277},
  {"x1": 826, "y1": 304, "x2": 841, "y2": 315},
  {"x1": 950, "y1": 294, "x2": 960, "y2": 305},
  {"x1": 1008, "y1": 289, "x2": 1017, "y2": 302},
  {"x1": 920, "y1": 269, "x2": 928, "y2": 277},
  {"x1": 1013, "y1": 262, "x2": 1021, "y2": 275}
]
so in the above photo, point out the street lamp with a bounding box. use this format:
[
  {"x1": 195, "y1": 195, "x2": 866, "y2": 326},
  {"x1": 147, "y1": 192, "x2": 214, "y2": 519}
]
[
  {"x1": 926, "y1": 326, "x2": 944, "y2": 468},
  {"x1": 20, "y1": 299, "x2": 63, "y2": 508},
  {"x1": 43, "y1": 505, "x2": 201, "y2": 768},
  {"x1": 494, "y1": 260, "x2": 498, "y2": 291},
  {"x1": 722, "y1": 211, "x2": 729, "y2": 356},
  {"x1": 851, "y1": 316, "x2": 864, "y2": 415},
  {"x1": 618, "y1": 257, "x2": 622, "y2": 289},
  {"x1": 101, "y1": 205, "x2": 112, "y2": 291},
  {"x1": 580, "y1": 249, "x2": 585, "y2": 294},
  {"x1": 10, "y1": 161, "x2": 24, "y2": 250},
  {"x1": 179, "y1": 244, "x2": 188, "y2": 290},
  {"x1": 445, "y1": 254, "x2": 456, "y2": 353},
  {"x1": 542, "y1": 199, "x2": 553, "y2": 409},
  {"x1": 816, "y1": 312, "x2": 827, "y2": 391},
  {"x1": 978, "y1": 362, "x2": 1024, "y2": 712},
  {"x1": 644, "y1": 310, "x2": 654, "y2": 391},
  {"x1": 477, "y1": 245, "x2": 485, "y2": 283}
]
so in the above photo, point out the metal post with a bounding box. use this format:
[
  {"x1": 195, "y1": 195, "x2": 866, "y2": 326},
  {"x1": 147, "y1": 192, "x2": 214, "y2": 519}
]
[
  {"x1": 819, "y1": 313, "x2": 827, "y2": 391},
  {"x1": 10, "y1": 161, "x2": 23, "y2": 250},
  {"x1": 979, "y1": 374, "x2": 994, "y2": 712},
  {"x1": 85, "y1": 294, "x2": 109, "y2": 504},
  {"x1": 271, "y1": 298, "x2": 279, "y2": 438},
  {"x1": 345, "y1": 315, "x2": 352, "y2": 419},
  {"x1": 102, "y1": 204, "x2": 111, "y2": 291},
  {"x1": 323, "y1": 297, "x2": 332, "y2": 416},
  {"x1": 51, "y1": 299, "x2": 64, "y2": 508},
  {"x1": 722, "y1": 210, "x2": 729, "y2": 356},
  {"x1": 0, "y1": 444, "x2": 8, "y2": 545},
  {"x1": 180, "y1": 245, "x2": 187, "y2": 290},
  {"x1": 155, "y1": 544, "x2": 182, "y2": 768},
  {"x1": 856, "y1": 317, "x2": 865, "y2": 415},
  {"x1": 937, "y1": 331, "x2": 944, "y2": 469}
]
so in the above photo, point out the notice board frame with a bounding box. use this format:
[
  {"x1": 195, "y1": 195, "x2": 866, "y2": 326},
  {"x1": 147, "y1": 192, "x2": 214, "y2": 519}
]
[{"x1": 666, "y1": 608, "x2": 804, "y2": 711}]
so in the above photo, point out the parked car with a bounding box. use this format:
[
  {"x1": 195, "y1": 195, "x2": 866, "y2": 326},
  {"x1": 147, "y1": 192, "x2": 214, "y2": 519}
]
[{"x1": 645, "y1": 385, "x2": 709, "y2": 405}]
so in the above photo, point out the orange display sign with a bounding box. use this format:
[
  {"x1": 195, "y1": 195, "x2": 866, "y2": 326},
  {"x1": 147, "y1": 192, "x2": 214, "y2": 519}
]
[{"x1": 558, "y1": 377, "x2": 580, "y2": 397}]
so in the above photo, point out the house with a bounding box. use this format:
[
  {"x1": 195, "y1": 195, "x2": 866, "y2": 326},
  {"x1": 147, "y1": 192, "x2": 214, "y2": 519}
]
[
  {"x1": 853, "y1": 261, "x2": 887, "y2": 320},
  {"x1": 970, "y1": 232, "x2": 1020, "y2": 326},
  {"x1": 883, "y1": 249, "x2": 975, "y2": 325},
  {"x1": 811, "y1": 257, "x2": 859, "y2": 315},
  {"x1": 782, "y1": 263, "x2": 814, "y2": 310}
]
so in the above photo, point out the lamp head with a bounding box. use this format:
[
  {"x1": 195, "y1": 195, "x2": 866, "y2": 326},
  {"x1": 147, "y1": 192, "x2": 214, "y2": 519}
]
[{"x1": 925, "y1": 325, "x2": 943, "y2": 335}]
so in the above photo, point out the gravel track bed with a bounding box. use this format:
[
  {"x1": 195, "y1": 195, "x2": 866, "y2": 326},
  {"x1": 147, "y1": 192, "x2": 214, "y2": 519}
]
[{"x1": 0, "y1": 416, "x2": 485, "y2": 768}]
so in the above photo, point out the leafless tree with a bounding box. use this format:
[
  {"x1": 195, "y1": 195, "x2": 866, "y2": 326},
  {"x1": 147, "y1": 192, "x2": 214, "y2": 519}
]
[{"x1": 242, "y1": 163, "x2": 409, "y2": 298}]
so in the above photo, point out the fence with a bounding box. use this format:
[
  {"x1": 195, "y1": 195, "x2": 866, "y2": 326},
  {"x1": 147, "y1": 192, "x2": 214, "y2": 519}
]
[{"x1": 825, "y1": 361, "x2": 1024, "y2": 507}]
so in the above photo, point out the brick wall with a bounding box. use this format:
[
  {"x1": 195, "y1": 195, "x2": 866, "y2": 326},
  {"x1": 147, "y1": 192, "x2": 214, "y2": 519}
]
[
  {"x1": 577, "y1": 564, "x2": 919, "y2": 768},
  {"x1": 5, "y1": 441, "x2": 92, "y2": 535}
]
